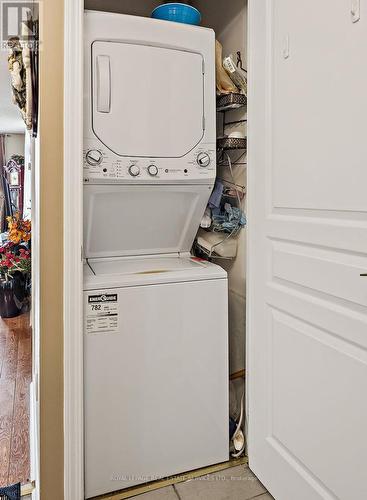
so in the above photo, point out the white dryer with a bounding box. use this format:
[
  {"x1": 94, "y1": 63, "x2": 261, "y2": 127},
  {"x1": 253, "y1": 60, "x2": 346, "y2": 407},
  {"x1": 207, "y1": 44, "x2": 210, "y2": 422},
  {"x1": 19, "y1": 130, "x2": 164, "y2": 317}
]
[
  {"x1": 83, "y1": 10, "x2": 216, "y2": 182},
  {"x1": 83, "y1": 12, "x2": 228, "y2": 499}
]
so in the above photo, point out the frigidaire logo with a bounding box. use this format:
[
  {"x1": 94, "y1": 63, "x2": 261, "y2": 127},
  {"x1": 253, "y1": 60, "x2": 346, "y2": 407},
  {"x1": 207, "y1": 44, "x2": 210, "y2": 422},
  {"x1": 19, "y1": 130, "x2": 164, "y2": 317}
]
[{"x1": 88, "y1": 294, "x2": 117, "y2": 304}]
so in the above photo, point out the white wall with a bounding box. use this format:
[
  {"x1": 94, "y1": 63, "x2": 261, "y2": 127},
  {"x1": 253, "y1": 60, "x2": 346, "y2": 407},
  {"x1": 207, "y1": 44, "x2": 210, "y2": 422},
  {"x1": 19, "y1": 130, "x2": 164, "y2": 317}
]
[
  {"x1": 0, "y1": 50, "x2": 25, "y2": 134},
  {"x1": 196, "y1": 0, "x2": 247, "y2": 58},
  {"x1": 4, "y1": 133, "x2": 25, "y2": 163},
  {"x1": 23, "y1": 132, "x2": 33, "y2": 219}
]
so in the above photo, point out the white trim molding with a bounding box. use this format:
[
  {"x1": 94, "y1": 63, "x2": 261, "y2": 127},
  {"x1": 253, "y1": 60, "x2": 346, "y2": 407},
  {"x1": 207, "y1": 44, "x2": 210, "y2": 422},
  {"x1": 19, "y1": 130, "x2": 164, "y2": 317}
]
[
  {"x1": 63, "y1": 0, "x2": 84, "y2": 498},
  {"x1": 31, "y1": 134, "x2": 40, "y2": 500}
]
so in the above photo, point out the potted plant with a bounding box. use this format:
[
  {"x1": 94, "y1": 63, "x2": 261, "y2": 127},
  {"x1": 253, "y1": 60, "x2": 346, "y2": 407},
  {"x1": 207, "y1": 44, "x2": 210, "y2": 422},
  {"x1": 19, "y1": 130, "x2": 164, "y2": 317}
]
[{"x1": 0, "y1": 213, "x2": 31, "y2": 318}]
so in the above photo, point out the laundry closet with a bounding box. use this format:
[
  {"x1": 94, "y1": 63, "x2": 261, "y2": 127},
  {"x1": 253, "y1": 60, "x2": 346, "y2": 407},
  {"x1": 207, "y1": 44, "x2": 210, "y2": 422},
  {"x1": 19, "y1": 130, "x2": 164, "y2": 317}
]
[
  {"x1": 82, "y1": 1, "x2": 247, "y2": 497},
  {"x1": 80, "y1": 2, "x2": 367, "y2": 500}
]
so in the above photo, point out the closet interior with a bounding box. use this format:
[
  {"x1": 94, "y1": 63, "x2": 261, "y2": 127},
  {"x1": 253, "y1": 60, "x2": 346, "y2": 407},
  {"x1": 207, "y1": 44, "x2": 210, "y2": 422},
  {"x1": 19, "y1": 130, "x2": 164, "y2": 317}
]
[{"x1": 83, "y1": 0, "x2": 248, "y2": 496}]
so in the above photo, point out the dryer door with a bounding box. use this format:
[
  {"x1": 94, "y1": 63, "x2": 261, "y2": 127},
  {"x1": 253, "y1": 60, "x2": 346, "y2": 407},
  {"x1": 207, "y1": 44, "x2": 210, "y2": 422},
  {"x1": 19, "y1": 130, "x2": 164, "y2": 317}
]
[
  {"x1": 84, "y1": 184, "x2": 211, "y2": 258},
  {"x1": 91, "y1": 41, "x2": 204, "y2": 158}
]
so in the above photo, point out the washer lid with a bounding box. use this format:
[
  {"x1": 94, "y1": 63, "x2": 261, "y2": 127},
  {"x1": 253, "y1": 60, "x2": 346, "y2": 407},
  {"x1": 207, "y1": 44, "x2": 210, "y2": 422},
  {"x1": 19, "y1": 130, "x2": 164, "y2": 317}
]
[
  {"x1": 91, "y1": 40, "x2": 204, "y2": 158},
  {"x1": 84, "y1": 183, "x2": 211, "y2": 258},
  {"x1": 84, "y1": 255, "x2": 227, "y2": 290}
]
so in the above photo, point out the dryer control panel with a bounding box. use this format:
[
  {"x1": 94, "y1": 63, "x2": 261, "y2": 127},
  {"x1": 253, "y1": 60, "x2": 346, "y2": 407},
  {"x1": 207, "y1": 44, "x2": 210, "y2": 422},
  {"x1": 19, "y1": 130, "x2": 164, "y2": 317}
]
[{"x1": 83, "y1": 139, "x2": 216, "y2": 184}]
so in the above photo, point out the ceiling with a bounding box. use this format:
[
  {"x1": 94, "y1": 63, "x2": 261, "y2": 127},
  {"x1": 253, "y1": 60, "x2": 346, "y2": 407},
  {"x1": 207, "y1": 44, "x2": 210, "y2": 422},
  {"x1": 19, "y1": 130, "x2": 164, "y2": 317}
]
[{"x1": 0, "y1": 49, "x2": 25, "y2": 134}]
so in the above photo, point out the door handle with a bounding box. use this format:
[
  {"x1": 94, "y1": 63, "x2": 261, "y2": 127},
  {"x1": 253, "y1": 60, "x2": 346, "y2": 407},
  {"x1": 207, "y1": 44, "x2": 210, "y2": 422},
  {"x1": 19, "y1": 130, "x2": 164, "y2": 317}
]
[
  {"x1": 360, "y1": 273, "x2": 367, "y2": 276},
  {"x1": 96, "y1": 55, "x2": 110, "y2": 113}
]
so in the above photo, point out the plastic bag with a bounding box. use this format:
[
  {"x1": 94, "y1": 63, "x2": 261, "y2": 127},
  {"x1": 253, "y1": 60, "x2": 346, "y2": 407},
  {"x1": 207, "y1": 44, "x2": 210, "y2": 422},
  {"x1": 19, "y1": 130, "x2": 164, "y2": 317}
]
[
  {"x1": 223, "y1": 54, "x2": 247, "y2": 96},
  {"x1": 216, "y1": 40, "x2": 238, "y2": 95}
]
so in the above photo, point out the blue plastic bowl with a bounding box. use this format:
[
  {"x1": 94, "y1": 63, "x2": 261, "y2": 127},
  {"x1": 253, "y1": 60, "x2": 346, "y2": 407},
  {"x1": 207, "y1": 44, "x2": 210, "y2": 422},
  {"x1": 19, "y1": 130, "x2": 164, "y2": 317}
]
[{"x1": 151, "y1": 3, "x2": 202, "y2": 25}]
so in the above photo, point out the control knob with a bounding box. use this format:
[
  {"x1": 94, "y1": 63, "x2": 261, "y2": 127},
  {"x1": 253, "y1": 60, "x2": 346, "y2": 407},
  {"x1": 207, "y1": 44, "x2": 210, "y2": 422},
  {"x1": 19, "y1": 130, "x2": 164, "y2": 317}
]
[
  {"x1": 196, "y1": 152, "x2": 210, "y2": 167},
  {"x1": 128, "y1": 164, "x2": 140, "y2": 177},
  {"x1": 86, "y1": 149, "x2": 103, "y2": 166},
  {"x1": 148, "y1": 165, "x2": 158, "y2": 176}
]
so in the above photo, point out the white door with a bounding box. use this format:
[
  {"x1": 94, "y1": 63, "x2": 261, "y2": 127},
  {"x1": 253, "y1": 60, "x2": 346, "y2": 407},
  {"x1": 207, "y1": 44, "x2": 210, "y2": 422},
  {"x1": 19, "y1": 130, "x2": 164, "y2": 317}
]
[
  {"x1": 91, "y1": 41, "x2": 204, "y2": 158},
  {"x1": 247, "y1": 2, "x2": 367, "y2": 500}
]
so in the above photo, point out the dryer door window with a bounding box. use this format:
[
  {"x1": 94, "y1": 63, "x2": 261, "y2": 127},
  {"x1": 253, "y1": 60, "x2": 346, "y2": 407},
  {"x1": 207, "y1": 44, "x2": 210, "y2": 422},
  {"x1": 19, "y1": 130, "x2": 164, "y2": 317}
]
[{"x1": 91, "y1": 41, "x2": 204, "y2": 158}]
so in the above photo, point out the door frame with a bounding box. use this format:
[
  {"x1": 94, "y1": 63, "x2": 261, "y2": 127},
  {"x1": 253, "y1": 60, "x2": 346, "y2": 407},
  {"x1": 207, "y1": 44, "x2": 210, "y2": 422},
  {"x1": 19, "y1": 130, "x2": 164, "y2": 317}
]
[
  {"x1": 63, "y1": 0, "x2": 84, "y2": 498},
  {"x1": 63, "y1": 2, "x2": 253, "y2": 499},
  {"x1": 30, "y1": 133, "x2": 40, "y2": 499},
  {"x1": 245, "y1": 0, "x2": 267, "y2": 453}
]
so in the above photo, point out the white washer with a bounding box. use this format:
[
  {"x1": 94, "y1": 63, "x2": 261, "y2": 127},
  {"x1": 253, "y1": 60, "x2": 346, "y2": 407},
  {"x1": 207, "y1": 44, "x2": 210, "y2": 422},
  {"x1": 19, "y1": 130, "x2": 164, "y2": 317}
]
[
  {"x1": 83, "y1": 12, "x2": 229, "y2": 498},
  {"x1": 84, "y1": 255, "x2": 228, "y2": 498}
]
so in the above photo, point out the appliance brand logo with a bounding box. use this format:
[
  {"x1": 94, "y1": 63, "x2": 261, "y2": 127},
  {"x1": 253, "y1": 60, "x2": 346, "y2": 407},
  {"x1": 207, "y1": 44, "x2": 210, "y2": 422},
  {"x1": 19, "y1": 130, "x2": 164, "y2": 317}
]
[{"x1": 88, "y1": 294, "x2": 118, "y2": 304}]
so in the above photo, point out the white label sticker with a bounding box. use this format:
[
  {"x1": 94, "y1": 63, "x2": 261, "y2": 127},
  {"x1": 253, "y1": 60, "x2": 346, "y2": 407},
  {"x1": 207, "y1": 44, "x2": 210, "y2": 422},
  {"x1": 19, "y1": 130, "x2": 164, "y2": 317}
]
[
  {"x1": 223, "y1": 56, "x2": 236, "y2": 74},
  {"x1": 86, "y1": 293, "x2": 119, "y2": 334}
]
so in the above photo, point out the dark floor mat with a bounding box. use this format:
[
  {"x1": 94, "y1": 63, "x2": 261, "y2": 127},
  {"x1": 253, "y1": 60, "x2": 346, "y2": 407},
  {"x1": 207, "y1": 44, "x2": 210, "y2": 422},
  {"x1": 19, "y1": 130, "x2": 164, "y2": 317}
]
[{"x1": 0, "y1": 483, "x2": 21, "y2": 500}]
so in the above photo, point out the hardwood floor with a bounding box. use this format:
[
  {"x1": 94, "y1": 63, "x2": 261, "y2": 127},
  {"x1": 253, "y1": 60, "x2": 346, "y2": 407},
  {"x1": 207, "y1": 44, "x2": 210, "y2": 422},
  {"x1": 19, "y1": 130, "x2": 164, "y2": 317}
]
[{"x1": 0, "y1": 312, "x2": 31, "y2": 487}]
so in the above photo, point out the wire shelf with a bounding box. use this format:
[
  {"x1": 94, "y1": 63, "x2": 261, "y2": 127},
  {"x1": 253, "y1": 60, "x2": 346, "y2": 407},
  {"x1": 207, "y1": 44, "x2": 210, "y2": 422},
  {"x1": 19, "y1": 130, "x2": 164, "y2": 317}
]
[
  {"x1": 217, "y1": 137, "x2": 247, "y2": 150},
  {"x1": 217, "y1": 93, "x2": 247, "y2": 112},
  {"x1": 195, "y1": 242, "x2": 236, "y2": 260}
]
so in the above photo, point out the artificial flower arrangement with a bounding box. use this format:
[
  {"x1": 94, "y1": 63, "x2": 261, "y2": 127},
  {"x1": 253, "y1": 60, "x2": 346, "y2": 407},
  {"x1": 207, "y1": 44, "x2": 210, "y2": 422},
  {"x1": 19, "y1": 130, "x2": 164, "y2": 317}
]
[
  {"x1": 0, "y1": 213, "x2": 31, "y2": 281},
  {"x1": 7, "y1": 211, "x2": 31, "y2": 243},
  {"x1": 0, "y1": 244, "x2": 31, "y2": 280},
  {"x1": 0, "y1": 213, "x2": 31, "y2": 317}
]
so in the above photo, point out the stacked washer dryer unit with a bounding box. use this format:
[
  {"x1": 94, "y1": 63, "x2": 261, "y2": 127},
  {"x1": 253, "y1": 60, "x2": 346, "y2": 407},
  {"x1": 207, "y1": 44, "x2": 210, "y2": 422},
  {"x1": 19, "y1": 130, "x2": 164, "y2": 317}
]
[{"x1": 83, "y1": 11, "x2": 229, "y2": 499}]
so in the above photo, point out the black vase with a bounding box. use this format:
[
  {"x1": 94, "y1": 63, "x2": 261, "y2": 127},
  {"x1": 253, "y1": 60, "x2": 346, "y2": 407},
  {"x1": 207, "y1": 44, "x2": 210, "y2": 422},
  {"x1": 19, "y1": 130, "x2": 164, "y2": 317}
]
[{"x1": 0, "y1": 272, "x2": 27, "y2": 318}]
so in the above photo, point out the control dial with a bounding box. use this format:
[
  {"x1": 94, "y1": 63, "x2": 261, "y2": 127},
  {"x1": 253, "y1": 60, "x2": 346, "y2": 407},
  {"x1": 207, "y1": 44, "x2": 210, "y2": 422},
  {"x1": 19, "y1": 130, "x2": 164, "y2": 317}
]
[
  {"x1": 148, "y1": 165, "x2": 158, "y2": 176},
  {"x1": 128, "y1": 164, "x2": 140, "y2": 177},
  {"x1": 86, "y1": 149, "x2": 103, "y2": 166},
  {"x1": 196, "y1": 152, "x2": 211, "y2": 167}
]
